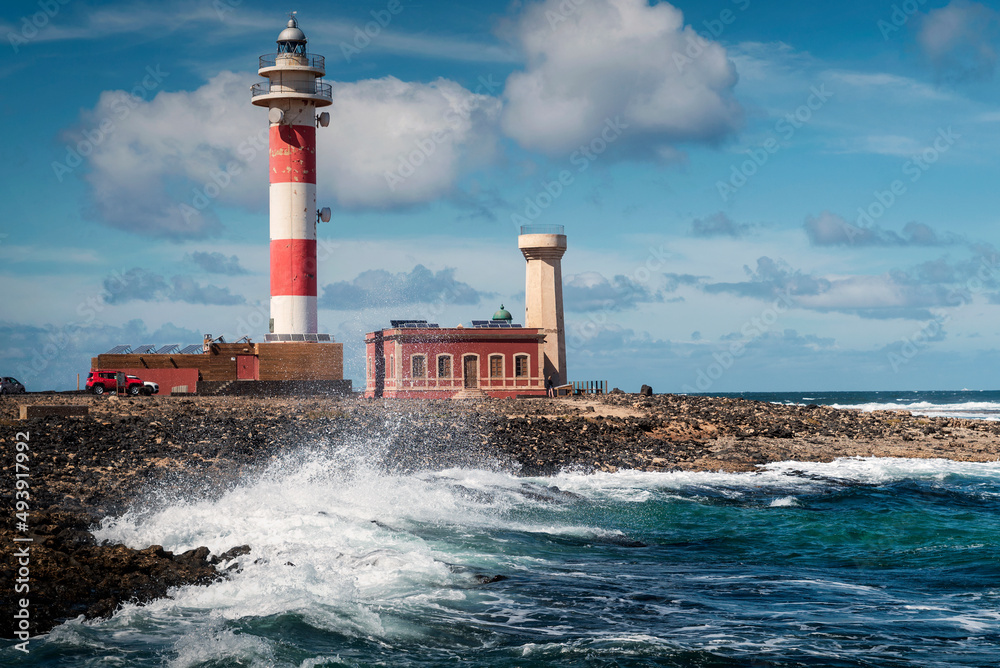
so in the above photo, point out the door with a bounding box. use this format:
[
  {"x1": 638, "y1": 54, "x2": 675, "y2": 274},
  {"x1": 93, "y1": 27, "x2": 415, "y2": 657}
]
[
  {"x1": 236, "y1": 355, "x2": 259, "y2": 380},
  {"x1": 463, "y1": 356, "x2": 478, "y2": 389}
]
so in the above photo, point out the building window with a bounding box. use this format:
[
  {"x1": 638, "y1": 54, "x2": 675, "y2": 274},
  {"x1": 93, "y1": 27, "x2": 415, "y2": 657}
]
[
  {"x1": 367, "y1": 356, "x2": 372, "y2": 378},
  {"x1": 412, "y1": 355, "x2": 426, "y2": 378},
  {"x1": 389, "y1": 355, "x2": 394, "y2": 378},
  {"x1": 437, "y1": 355, "x2": 451, "y2": 378},
  {"x1": 515, "y1": 355, "x2": 529, "y2": 378},
  {"x1": 490, "y1": 355, "x2": 503, "y2": 378}
]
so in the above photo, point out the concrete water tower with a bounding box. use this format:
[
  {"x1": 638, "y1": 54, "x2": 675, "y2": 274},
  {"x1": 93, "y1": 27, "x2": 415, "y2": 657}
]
[
  {"x1": 519, "y1": 225, "x2": 567, "y2": 385},
  {"x1": 251, "y1": 14, "x2": 332, "y2": 338}
]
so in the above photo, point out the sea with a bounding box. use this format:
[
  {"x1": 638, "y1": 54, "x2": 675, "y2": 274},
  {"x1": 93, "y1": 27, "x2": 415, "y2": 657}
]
[{"x1": 4, "y1": 390, "x2": 1000, "y2": 667}]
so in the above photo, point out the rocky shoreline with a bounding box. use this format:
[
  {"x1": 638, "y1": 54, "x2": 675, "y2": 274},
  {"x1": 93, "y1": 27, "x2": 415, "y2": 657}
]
[{"x1": 3, "y1": 391, "x2": 1000, "y2": 638}]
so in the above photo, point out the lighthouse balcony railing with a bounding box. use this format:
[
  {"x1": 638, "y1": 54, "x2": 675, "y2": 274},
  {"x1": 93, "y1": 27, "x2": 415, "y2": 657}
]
[
  {"x1": 520, "y1": 224, "x2": 565, "y2": 235},
  {"x1": 258, "y1": 53, "x2": 325, "y2": 71},
  {"x1": 251, "y1": 81, "x2": 332, "y2": 99}
]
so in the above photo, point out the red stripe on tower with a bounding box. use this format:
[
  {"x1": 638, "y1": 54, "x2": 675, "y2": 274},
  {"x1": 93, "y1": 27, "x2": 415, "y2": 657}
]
[
  {"x1": 269, "y1": 125, "x2": 316, "y2": 184},
  {"x1": 270, "y1": 239, "x2": 318, "y2": 296}
]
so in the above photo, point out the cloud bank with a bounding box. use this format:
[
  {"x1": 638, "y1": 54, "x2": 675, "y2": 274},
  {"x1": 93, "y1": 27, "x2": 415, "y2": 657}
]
[
  {"x1": 501, "y1": 0, "x2": 742, "y2": 158},
  {"x1": 319, "y1": 264, "x2": 488, "y2": 310}
]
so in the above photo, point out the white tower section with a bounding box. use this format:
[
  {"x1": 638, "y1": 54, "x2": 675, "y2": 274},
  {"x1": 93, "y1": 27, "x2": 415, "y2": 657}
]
[
  {"x1": 518, "y1": 225, "x2": 567, "y2": 385},
  {"x1": 251, "y1": 16, "x2": 332, "y2": 337}
]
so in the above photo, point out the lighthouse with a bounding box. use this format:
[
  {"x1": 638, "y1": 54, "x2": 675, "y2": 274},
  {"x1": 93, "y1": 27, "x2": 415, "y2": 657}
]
[
  {"x1": 519, "y1": 225, "x2": 567, "y2": 385},
  {"x1": 251, "y1": 15, "x2": 332, "y2": 338}
]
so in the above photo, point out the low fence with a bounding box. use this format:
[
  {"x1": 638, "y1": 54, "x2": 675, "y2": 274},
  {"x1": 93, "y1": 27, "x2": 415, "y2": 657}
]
[{"x1": 570, "y1": 380, "x2": 607, "y2": 396}]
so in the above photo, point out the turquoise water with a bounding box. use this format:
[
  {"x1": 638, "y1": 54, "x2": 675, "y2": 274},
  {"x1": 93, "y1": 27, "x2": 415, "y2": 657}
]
[{"x1": 4, "y1": 392, "x2": 1000, "y2": 666}]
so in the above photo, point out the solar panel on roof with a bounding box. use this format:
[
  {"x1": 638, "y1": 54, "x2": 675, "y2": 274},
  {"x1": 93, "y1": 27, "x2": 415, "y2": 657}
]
[
  {"x1": 179, "y1": 344, "x2": 203, "y2": 354},
  {"x1": 132, "y1": 344, "x2": 155, "y2": 354},
  {"x1": 155, "y1": 345, "x2": 179, "y2": 354},
  {"x1": 317, "y1": 334, "x2": 331, "y2": 341},
  {"x1": 105, "y1": 344, "x2": 131, "y2": 354}
]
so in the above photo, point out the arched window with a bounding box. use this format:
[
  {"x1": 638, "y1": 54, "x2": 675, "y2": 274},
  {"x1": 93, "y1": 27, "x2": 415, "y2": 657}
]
[
  {"x1": 437, "y1": 355, "x2": 452, "y2": 378},
  {"x1": 411, "y1": 354, "x2": 426, "y2": 378},
  {"x1": 489, "y1": 354, "x2": 504, "y2": 378},
  {"x1": 515, "y1": 355, "x2": 529, "y2": 378}
]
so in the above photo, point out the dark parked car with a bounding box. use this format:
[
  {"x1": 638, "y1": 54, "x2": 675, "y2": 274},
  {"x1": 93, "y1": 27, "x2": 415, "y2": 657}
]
[{"x1": 0, "y1": 377, "x2": 26, "y2": 394}]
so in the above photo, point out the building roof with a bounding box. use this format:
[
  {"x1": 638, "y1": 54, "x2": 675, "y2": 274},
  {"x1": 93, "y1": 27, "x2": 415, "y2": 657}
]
[
  {"x1": 277, "y1": 17, "x2": 306, "y2": 43},
  {"x1": 367, "y1": 325, "x2": 544, "y2": 344}
]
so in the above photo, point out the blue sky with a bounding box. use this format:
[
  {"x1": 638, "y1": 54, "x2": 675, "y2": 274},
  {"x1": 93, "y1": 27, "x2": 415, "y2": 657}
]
[{"x1": 3, "y1": 0, "x2": 1000, "y2": 392}]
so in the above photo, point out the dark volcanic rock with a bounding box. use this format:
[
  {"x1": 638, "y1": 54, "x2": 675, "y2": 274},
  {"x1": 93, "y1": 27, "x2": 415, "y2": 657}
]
[
  {"x1": 0, "y1": 518, "x2": 241, "y2": 638},
  {"x1": 3, "y1": 391, "x2": 1000, "y2": 638}
]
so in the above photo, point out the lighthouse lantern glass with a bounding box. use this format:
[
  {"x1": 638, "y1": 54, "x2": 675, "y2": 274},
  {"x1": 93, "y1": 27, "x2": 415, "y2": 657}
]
[{"x1": 277, "y1": 40, "x2": 306, "y2": 55}]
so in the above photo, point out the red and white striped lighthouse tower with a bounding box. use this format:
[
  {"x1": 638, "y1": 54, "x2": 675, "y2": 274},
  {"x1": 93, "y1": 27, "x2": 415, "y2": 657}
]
[{"x1": 251, "y1": 15, "x2": 332, "y2": 337}]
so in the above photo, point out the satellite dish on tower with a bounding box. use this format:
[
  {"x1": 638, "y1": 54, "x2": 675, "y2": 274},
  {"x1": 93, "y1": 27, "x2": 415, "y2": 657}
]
[
  {"x1": 268, "y1": 107, "x2": 284, "y2": 124},
  {"x1": 316, "y1": 112, "x2": 330, "y2": 127},
  {"x1": 318, "y1": 207, "x2": 332, "y2": 223}
]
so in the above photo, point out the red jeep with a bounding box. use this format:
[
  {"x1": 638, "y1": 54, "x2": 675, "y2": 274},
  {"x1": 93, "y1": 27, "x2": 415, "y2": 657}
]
[{"x1": 86, "y1": 370, "x2": 146, "y2": 396}]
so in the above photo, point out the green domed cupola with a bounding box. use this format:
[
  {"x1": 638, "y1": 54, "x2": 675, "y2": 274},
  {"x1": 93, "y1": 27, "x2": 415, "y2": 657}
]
[{"x1": 492, "y1": 304, "x2": 513, "y2": 322}]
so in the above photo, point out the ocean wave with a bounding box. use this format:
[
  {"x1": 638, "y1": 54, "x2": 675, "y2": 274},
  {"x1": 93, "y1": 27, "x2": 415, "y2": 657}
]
[{"x1": 827, "y1": 400, "x2": 1000, "y2": 420}]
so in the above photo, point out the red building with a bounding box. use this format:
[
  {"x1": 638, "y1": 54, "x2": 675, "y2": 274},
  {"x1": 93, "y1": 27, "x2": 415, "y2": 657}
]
[{"x1": 365, "y1": 309, "x2": 548, "y2": 399}]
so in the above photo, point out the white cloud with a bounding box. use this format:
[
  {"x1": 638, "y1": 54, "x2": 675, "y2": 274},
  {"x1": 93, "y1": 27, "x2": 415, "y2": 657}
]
[
  {"x1": 917, "y1": 0, "x2": 999, "y2": 82},
  {"x1": 322, "y1": 77, "x2": 501, "y2": 208},
  {"x1": 825, "y1": 71, "x2": 952, "y2": 101},
  {"x1": 500, "y1": 0, "x2": 741, "y2": 157},
  {"x1": 73, "y1": 70, "x2": 264, "y2": 240},
  {"x1": 68, "y1": 72, "x2": 502, "y2": 237},
  {"x1": 829, "y1": 134, "x2": 925, "y2": 157}
]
